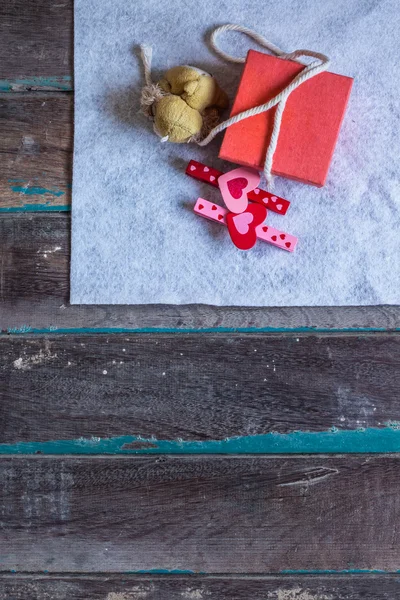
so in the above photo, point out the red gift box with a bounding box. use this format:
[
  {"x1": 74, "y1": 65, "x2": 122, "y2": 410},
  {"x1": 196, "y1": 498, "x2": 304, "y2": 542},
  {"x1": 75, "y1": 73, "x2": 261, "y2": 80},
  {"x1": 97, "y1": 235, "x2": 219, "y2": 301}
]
[{"x1": 219, "y1": 50, "x2": 353, "y2": 187}]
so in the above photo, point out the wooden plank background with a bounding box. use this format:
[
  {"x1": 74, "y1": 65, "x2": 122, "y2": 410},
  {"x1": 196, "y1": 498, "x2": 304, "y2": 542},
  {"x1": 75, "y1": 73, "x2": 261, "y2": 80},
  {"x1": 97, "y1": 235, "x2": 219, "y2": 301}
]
[
  {"x1": 2, "y1": 575, "x2": 400, "y2": 600},
  {"x1": 2, "y1": 455, "x2": 400, "y2": 572},
  {"x1": 0, "y1": 0, "x2": 73, "y2": 87},
  {"x1": 0, "y1": 94, "x2": 72, "y2": 206},
  {"x1": 1, "y1": 334, "x2": 400, "y2": 452},
  {"x1": 1, "y1": 0, "x2": 400, "y2": 596}
]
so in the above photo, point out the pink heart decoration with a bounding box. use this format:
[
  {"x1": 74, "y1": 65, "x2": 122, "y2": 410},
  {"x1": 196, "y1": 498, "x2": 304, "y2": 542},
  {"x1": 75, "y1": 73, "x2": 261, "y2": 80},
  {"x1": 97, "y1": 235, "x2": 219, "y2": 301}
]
[
  {"x1": 226, "y1": 203, "x2": 267, "y2": 250},
  {"x1": 218, "y1": 167, "x2": 261, "y2": 214},
  {"x1": 232, "y1": 211, "x2": 254, "y2": 235}
]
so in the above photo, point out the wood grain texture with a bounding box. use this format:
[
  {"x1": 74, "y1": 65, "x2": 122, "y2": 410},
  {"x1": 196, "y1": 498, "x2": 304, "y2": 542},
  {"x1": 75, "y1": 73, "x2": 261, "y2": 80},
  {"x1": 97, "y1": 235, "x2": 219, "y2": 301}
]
[
  {"x1": 3, "y1": 0, "x2": 400, "y2": 587},
  {"x1": 2, "y1": 575, "x2": 400, "y2": 599},
  {"x1": 0, "y1": 0, "x2": 72, "y2": 86},
  {"x1": 1, "y1": 334, "x2": 400, "y2": 445},
  {"x1": 2, "y1": 455, "x2": 400, "y2": 572},
  {"x1": 0, "y1": 93, "x2": 72, "y2": 207},
  {"x1": 1, "y1": 213, "x2": 400, "y2": 331}
]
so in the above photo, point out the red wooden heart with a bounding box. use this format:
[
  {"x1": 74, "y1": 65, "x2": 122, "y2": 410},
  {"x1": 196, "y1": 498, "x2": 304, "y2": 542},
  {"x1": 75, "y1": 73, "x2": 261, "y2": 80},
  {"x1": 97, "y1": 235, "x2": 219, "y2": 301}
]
[
  {"x1": 227, "y1": 177, "x2": 248, "y2": 200},
  {"x1": 226, "y1": 203, "x2": 267, "y2": 250}
]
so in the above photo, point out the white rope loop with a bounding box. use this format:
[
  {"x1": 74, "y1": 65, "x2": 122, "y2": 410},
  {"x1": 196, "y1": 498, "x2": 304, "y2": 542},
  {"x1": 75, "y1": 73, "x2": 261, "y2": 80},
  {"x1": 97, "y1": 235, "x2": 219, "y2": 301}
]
[
  {"x1": 140, "y1": 44, "x2": 154, "y2": 86},
  {"x1": 204, "y1": 25, "x2": 330, "y2": 185},
  {"x1": 210, "y1": 23, "x2": 286, "y2": 64}
]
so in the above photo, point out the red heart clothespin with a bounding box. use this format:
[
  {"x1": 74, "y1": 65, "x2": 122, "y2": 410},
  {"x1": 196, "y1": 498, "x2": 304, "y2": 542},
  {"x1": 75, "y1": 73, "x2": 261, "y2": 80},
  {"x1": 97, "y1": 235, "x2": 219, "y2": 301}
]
[
  {"x1": 218, "y1": 167, "x2": 267, "y2": 250},
  {"x1": 186, "y1": 160, "x2": 290, "y2": 216},
  {"x1": 188, "y1": 160, "x2": 298, "y2": 252},
  {"x1": 193, "y1": 199, "x2": 297, "y2": 252}
]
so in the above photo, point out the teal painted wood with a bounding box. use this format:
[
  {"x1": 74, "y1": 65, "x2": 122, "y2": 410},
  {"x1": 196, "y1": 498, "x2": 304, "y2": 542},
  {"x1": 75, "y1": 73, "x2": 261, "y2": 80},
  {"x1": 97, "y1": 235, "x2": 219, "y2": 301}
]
[
  {"x1": 1, "y1": 427, "x2": 400, "y2": 455},
  {"x1": 8, "y1": 185, "x2": 65, "y2": 198},
  {"x1": 2, "y1": 333, "x2": 399, "y2": 454},
  {"x1": 0, "y1": 205, "x2": 70, "y2": 213},
  {"x1": 5, "y1": 326, "x2": 400, "y2": 334},
  {"x1": 2, "y1": 182, "x2": 68, "y2": 211},
  {"x1": 0, "y1": 76, "x2": 72, "y2": 92},
  {"x1": 4, "y1": 179, "x2": 70, "y2": 207},
  {"x1": 3, "y1": 568, "x2": 400, "y2": 575}
]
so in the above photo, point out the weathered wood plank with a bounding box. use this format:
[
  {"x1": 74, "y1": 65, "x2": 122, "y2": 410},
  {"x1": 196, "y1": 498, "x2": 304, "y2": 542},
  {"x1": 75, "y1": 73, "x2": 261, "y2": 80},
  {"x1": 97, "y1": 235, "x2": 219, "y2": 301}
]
[
  {"x1": 0, "y1": 0, "x2": 72, "y2": 89},
  {"x1": 0, "y1": 93, "x2": 72, "y2": 207},
  {"x1": 1, "y1": 334, "x2": 400, "y2": 452},
  {"x1": 1, "y1": 213, "x2": 400, "y2": 331},
  {"x1": 2, "y1": 575, "x2": 400, "y2": 599},
  {"x1": 1, "y1": 455, "x2": 400, "y2": 572}
]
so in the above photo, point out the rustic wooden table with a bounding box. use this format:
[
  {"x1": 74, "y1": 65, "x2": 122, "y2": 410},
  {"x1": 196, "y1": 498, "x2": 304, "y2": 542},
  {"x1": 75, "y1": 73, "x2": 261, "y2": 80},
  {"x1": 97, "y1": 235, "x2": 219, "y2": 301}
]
[{"x1": 1, "y1": 1, "x2": 400, "y2": 598}]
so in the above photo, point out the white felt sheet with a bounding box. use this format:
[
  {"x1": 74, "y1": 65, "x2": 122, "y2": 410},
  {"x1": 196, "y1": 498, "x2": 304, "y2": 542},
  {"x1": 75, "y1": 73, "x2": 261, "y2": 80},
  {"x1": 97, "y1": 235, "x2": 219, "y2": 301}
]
[{"x1": 71, "y1": 0, "x2": 400, "y2": 305}]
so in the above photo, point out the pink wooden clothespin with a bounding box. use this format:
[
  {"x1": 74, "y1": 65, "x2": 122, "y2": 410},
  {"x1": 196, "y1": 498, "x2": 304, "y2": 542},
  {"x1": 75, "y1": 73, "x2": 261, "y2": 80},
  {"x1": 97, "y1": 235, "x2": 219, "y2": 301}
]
[{"x1": 194, "y1": 199, "x2": 298, "y2": 252}]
